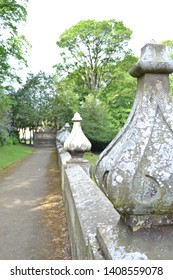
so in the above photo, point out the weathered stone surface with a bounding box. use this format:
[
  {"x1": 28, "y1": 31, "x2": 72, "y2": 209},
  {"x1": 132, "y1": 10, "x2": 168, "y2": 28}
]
[
  {"x1": 56, "y1": 127, "x2": 65, "y2": 141},
  {"x1": 64, "y1": 165, "x2": 120, "y2": 259},
  {"x1": 129, "y1": 40, "x2": 173, "y2": 78},
  {"x1": 97, "y1": 224, "x2": 148, "y2": 260},
  {"x1": 66, "y1": 157, "x2": 92, "y2": 177},
  {"x1": 33, "y1": 132, "x2": 56, "y2": 147},
  {"x1": 57, "y1": 128, "x2": 173, "y2": 260},
  {"x1": 58, "y1": 123, "x2": 71, "y2": 144},
  {"x1": 94, "y1": 41, "x2": 173, "y2": 226},
  {"x1": 87, "y1": 235, "x2": 104, "y2": 260},
  {"x1": 96, "y1": 222, "x2": 173, "y2": 259},
  {"x1": 64, "y1": 112, "x2": 91, "y2": 157}
]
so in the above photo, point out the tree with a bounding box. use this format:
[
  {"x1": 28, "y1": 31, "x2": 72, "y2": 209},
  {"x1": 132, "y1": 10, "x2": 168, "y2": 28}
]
[
  {"x1": 0, "y1": 0, "x2": 29, "y2": 145},
  {"x1": 79, "y1": 95, "x2": 115, "y2": 151},
  {"x1": 0, "y1": 0, "x2": 29, "y2": 88},
  {"x1": 52, "y1": 75, "x2": 80, "y2": 128},
  {"x1": 54, "y1": 20, "x2": 139, "y2": 144},
  {"x1": 12, "y1": 72, "x2": 55, "y2": 143},
  {"x1": 56, "y1": 19, "x2": 132, "y2": 94},
  {"x1": 162, "y1": 40, "x2": 173, "y2": 59},
  {"x1": 0, "y1": 88, "x2": 12, "y2": 145},
  {"x1": 98, "y1": 54, "x2": 138, "y2": 134}
]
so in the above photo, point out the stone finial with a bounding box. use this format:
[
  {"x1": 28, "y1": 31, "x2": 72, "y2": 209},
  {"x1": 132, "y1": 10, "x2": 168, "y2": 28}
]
[
  {"x1": 56, "y1": 126, "x2": 65, "y2": 141},
  {"x1": 64, "y1": 122, "x2": 70, "y2": 131},
  {"x1": 59, "y1": 122, "x2": 71, "y2": 144},
  {"x1": 94, "y1": 41, "x2": 173, "y2": 227},
  {"x1": 64, "y1": 112, "x2": 91, "y2": 157},
  {"x1": 129, "y1": 40, "x2": 173, "y2": 78},
  {"x1": 56, "y1": 123, "x2": 71, "y2": 144}
]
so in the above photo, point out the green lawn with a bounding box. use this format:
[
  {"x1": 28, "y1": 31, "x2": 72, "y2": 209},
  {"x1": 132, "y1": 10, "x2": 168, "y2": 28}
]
[
  {"x1": 0, "y1": 144, "x2": 34, "y2": 171},
  {"x1": 84, "y1": 152, "x2": 99, "y2": 165}
]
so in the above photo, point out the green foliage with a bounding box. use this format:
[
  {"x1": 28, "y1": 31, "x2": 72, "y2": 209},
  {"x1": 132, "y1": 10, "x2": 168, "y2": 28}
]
[
  {"x1": 10, "y1": 137, "x2": 19, "y2": 145},
  {"x1": 0, "y1": 126, "x2": 9, "y2": 146},
  {"x1": 54, "y1": 19, "x2": 138, "y2": 140},
  {"x1": 0, "y1": 0, "x2": 29, "y2": 146},
  {"x1": 0, "y1": 90, "x2": 11, "y2": 117},
  {"x1": 56, "y1": 19, "x2": 132, "y2": 93},
  {"x1": 52, "y1": 75, "x2": 79, "y2": 128},
  {"x1": 0, "y1": 0, "x2": 28, "y2": 30},
  {"x1": 0, "y1": 127, "x2": 19, "y2": 146},
  {"x1": 12, "y1": 71, "x2": 55, "y2": 131},
  {"x1": 0, "y1": 0, "x2": 29, "y2": 87},
  {"x1": 79, "y1": 95, "x2": 115, "y2": 151},
  {"x1": 162, "y1": 40, "x2": 173, "y2": 59},
  {"x1": 0, "y1": 89, "x2": 13, "y2": 145},
  {"x1": 98, "y1": 54, "x2": 137, "y2": 134}
]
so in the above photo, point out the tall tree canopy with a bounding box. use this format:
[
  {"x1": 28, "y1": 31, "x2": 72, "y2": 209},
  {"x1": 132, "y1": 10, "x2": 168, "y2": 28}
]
[
  {"x1": 56, "y1": 19, "x2": 132, "y2": 94},
  {"x1": 54, "y1": 19, "x2": 137, "y2": 149},
  {"x1": 12, "y1": 71, "x2": 55, "y2": 133},
  {"x1": 0, "y1": 0, "x2": 29, "y2": 145},
  {"x1": 0, "y1": 0, "x2": 29, "y2": 88}
]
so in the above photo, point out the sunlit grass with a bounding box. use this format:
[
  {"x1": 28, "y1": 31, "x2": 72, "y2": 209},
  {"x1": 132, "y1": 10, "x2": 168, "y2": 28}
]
[
  {"x1": 0, "y1": 144, "x2": 34, "y2": 171},
  {"x1": 84, "y1": 152, "x2": 99, "y2": 165}
]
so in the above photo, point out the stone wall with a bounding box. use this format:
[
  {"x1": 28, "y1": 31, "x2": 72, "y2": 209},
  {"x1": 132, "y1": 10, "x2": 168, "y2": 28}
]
[
  {"x1": 56, "y1": 142, "x2": 150, "y2": 260},
  {"x1": 33, "y1": 132, "x2": 56, "y2": 147},
  {"x1": 56, "y1": 142, "x2": 120, "y2": 260}
]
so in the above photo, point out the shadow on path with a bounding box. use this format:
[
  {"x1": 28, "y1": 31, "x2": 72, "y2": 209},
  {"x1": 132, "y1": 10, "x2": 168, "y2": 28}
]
[{"x1": 0, "y1": 148, "x2": 71, "y2": 260}]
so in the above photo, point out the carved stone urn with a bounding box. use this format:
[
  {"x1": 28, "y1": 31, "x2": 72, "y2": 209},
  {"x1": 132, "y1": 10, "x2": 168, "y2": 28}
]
[
  {"x1": 64, "y1": 112, "x2": 91, "y2": 157},
  {"x1": 59, "y1": 122, "x2": 71, "y2": 144},
  {"x1": 95, "y1": 41, "x2": 173, "y2": 227}
]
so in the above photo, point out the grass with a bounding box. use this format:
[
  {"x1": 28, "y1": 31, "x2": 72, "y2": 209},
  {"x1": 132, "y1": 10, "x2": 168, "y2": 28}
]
[
  {"x1": 0, "y1": 144, "x2": 34, "y2": 171},
  {"x1": 84, "y1": 152, "x2": 99, "y2": 165}
]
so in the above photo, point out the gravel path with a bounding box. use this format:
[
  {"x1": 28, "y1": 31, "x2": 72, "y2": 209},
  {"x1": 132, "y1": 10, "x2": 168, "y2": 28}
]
[{"x1": 0, "y1": 148, "x2": 71, "y2": 260}]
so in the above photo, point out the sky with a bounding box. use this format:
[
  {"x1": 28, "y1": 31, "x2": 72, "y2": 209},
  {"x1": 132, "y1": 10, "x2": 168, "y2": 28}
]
[{"x1": 19, "y1": 0, "x2": 173, "y2": 75}]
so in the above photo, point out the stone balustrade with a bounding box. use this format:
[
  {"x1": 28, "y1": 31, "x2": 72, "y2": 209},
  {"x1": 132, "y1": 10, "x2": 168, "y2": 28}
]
[
  {"x1": 56, "y1": 41, "x2": 173, "y2": 260},
  {"x1": 95, "y1": 40, "x2": 173, "y2": 228}
]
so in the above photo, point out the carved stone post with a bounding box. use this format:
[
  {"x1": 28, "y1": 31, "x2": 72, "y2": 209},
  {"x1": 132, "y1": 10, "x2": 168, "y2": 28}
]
[
  {"x1": 95, "y1": 40, "x2": 173, "y2": 227},
  {"x1": 64, "y1": 112, "x2": 92, "y2": 176},
  {"x1": 59, "y1": 122, "x2": 71, "y2": 144},
  {"x1": 56, "y1": 127, "x2": 65, "y2": 142}
]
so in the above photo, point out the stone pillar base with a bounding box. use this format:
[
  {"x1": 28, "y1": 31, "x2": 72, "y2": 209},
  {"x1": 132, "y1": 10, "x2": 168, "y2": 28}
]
[
  {"x1": 125, "y1": 214, "x2": 173, "y2": 229},
  {"x1": 66, "y1": 157, "x2": 92, "y2": 177}
]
